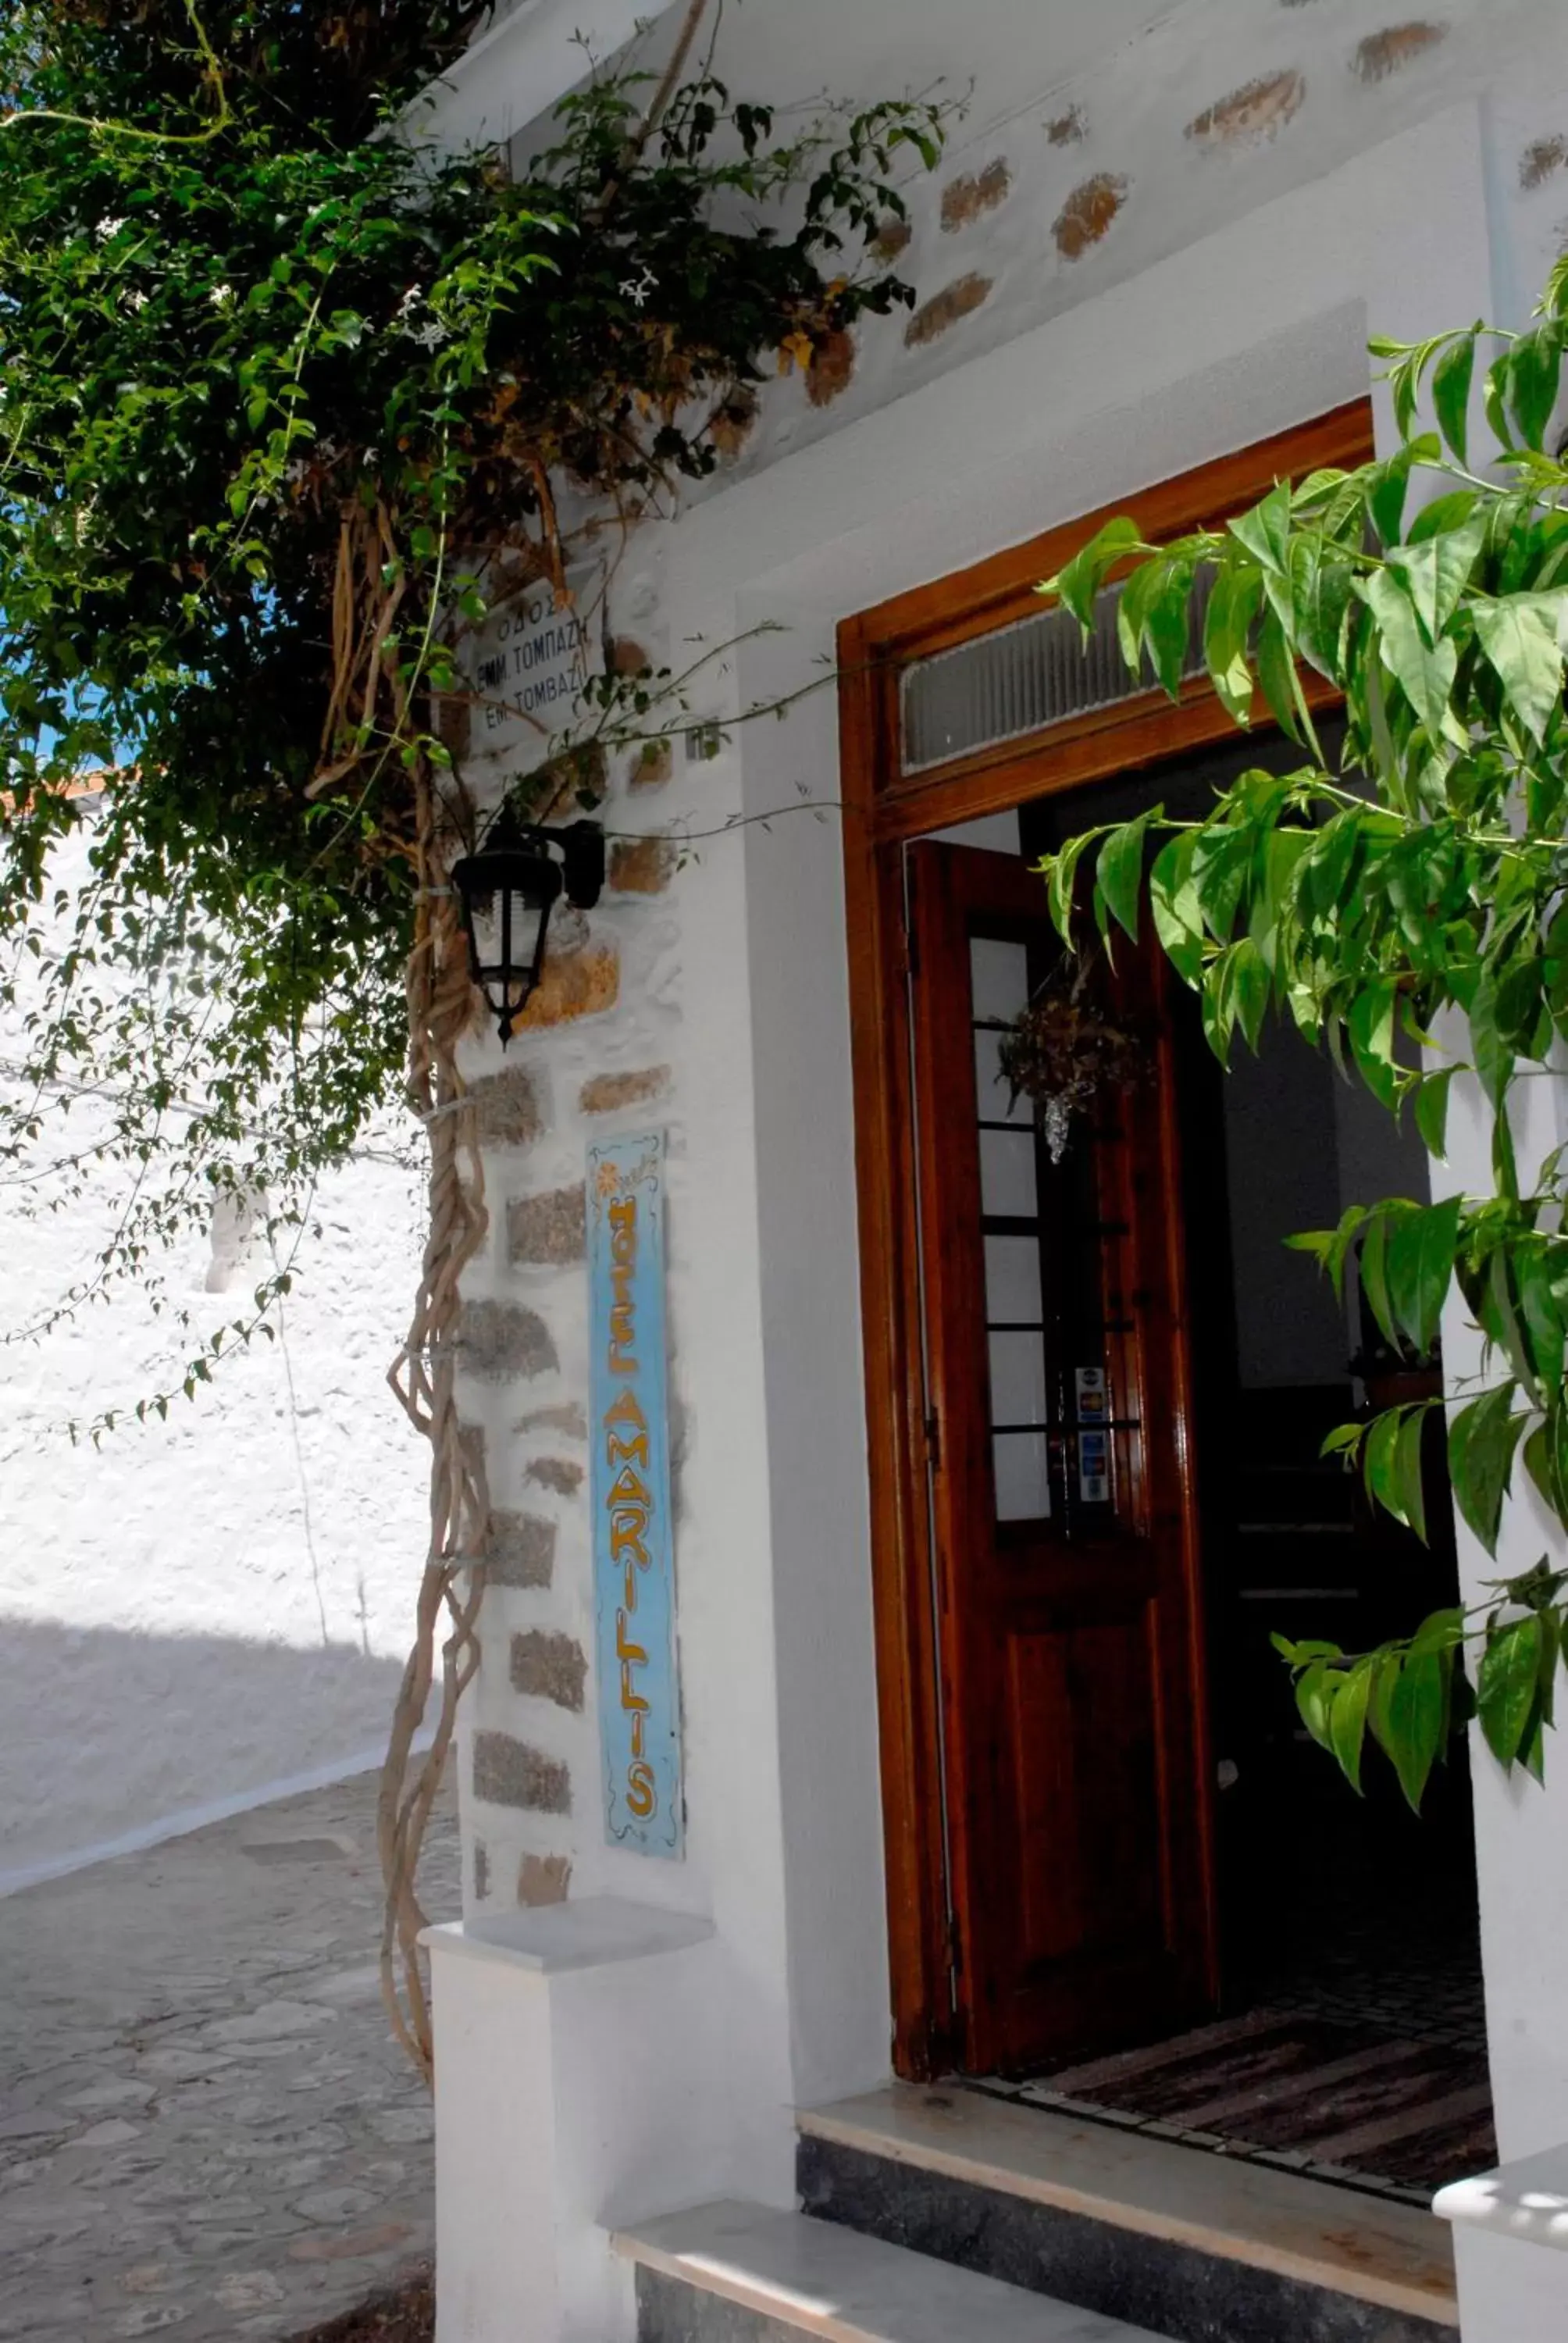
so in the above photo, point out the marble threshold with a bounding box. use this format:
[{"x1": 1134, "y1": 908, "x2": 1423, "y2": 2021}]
[{"x1": 797, "y1": 2083, "x2": 1458, "y2": 2329}]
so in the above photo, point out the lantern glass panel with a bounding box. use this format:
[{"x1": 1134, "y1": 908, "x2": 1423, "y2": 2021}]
[{"x1": 468, "y1": 883, "x2": 550, "y2": 997}]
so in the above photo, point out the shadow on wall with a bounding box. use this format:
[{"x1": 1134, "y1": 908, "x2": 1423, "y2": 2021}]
[{"x1": 0, "y1": 1616, "x2": 408, "y2": 1892}]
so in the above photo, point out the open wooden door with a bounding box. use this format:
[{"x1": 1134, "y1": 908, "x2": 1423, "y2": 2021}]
[{"x1": 907, "y1": 839, "x2": 1217, "y2": 2076}]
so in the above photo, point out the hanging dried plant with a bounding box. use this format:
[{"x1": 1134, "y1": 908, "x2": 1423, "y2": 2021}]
[{"x1": 994, "y1": 958, "x2": 1144, "y2": 1162}]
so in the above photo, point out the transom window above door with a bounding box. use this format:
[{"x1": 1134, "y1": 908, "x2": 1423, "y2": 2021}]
[{"x1": 899, "y1": 576, "x2": 1213, "y2": 776}]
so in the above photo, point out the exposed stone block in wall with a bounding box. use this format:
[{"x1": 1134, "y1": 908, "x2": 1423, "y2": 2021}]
[
  {"x1": 517, "y1": 1402, "x2": 588, "y2": 1441},
  {"x1": 436, "y1": 692, "x2": 471, "y2": 765},
  {"x1": 510, "y1": 1630, "x2": 588, "y2": 1713},
  {"x1": 472, "y1": 1731, "x2": 569, "y2": 1814},
  {"x1": 871, "y1": 217, "x2": 912, "y2": 263},
  {"x1": 611, "y1": 637, "x2": 652, "y2": 676},
  {"x1": 508, "y1": 1182, "x2": 586, "y2": 1267},
  {"x1": 1521, "y1": 136, "x2": 1567, "y2": 191},
  {"x1": 1187, "y1": 70, "x2": 1306, "y2": 150},
  {"x1": 458, "y1": 1300, "x2": 558, "y2": 1382},
  {"x1": 1352, "y1": 23, "x2": 1446, "y2": 84},
  {"x1": 940, "y1": 160, "x2": 1011, "y2": 233},
  {"x1": 510, "y1": 944, "x2": 619, "y2": 1034},
  {"x1": 530, "y1": 743, "x2": 607, "y2": 824},
  {"x1": 807, "y1": 328, "x2": 857, "y2": 408},
  {"x1": 580, "y1": 1065, "x2": 672, "y2": 1115},
  {"x1": 608, "y1": 836, "x2": 676, "y2": 896},
  {"x1": 1054, "y1": 174, "x2": 1129, "y2": 262},
  {"x1": 904, "y1": 273, "x2": 994, "y2": 348},
  {"x1": 519, "y1": 1853, "x2": 572, "y2": 1907},
  {"x1": 526, "y1": 1457, "x2": 584, "y2": 1498},
  {"x1": 469, "y1": 1065, "x2": 542, "y2": 1150},
  {"x1": 629, "y1": 739, "x2": 673, "y2": 789},
  {"x1": 1046, "y1": 106, "x2": 1086, "y2": 148},
  {"x1": 486, "y1": 1510, "x2": 556, "y2": 1589}
]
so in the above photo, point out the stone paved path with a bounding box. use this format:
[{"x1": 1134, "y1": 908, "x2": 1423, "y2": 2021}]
[{"x1": 0, "y1": 1771, "x2": 458, "y2": 2341}]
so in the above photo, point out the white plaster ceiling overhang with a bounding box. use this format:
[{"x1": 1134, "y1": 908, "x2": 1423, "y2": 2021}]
[{"x1": 416, "y1": 0, "x2": 1196, "y2": 162}]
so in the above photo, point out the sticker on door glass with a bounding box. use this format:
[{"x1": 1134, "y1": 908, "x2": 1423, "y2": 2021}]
[
  {"x1": 1075, "y1": 1368, "x2": 1108, "y2": 1424},
  {"x1": 1078, "y1": 1429, "x2": 1110, "y2": 1505}
]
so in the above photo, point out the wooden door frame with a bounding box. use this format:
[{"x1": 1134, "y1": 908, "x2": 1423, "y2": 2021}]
[{"x1": 839, "y1": 399, "x2": 1375, "y2": 2081}]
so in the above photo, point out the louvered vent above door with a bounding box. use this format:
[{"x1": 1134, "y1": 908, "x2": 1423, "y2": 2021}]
[{"x1": 899, "y1": 575, "x2": 1213, "y2": 777}]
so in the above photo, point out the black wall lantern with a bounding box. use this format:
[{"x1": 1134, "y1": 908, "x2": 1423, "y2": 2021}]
[{"x1": 451, "y1": 808, "x2": 605, "y2": 1046}]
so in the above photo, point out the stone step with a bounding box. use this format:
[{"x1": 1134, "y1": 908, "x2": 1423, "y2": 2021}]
[
  {"x1": 796, "y1": 2084, "x2": 1459, "y2": 2343},
  {"x1": 615, "y1": 2199, "x2": 1168, "y2": 2342}
]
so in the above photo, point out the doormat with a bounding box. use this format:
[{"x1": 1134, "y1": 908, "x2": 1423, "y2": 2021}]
[{"x1": 974, "y1": 2006, "x2": 1496, "y2": 2209}]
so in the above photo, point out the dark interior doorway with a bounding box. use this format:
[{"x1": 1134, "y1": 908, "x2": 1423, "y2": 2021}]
[{"x1": 962, "y1": 725, "x2": 1492, "y2": 2206}]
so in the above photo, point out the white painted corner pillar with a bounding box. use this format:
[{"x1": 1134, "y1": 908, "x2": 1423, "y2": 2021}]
[
  {"x1": 1437, "y1": 2146, "x2": 1568, "y2": 2341},
  {"x1": 423, "y1": 1899, "x2": 721, "y2": 2343}
]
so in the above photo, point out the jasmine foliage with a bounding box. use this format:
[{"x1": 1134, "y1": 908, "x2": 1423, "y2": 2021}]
[
  {"x1": 0, "y1": 2, "x2": 943, "y2": 1431},
  {"x1": 1039, "y1": 259, "x2": 1568, "y2": 1805}
]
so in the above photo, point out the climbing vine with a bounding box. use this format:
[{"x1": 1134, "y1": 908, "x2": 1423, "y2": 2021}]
[
  {"x1": 0, "y1": 0, "x2": 945, "y2": 2070},
  {"x1": 1041, "y1": 258, "x2": 1568, "y2": 1811}
]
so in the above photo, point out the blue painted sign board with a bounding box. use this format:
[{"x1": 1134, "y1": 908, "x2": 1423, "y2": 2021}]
[{"x1": 587, "y1": 1131, "x2": 683, "y2": 1859}]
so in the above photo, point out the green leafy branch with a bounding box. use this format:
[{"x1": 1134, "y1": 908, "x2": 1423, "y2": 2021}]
[
  {"x1": 1037, "y1": 261, "x2": 1568, "y2": 1797},
  {"x1": 0, "y1": 0, "x2": 230, "y2": 144},
  {"x1": 1275, "y1": 1557, "x2": 1568, "y2": 1810},
  {"x1": 0, "y1": 0, "x2": 946, "y2": 1414}
]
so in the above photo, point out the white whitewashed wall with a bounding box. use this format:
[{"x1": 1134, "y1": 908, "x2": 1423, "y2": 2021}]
[{"x1": 0, "y1": 1086, "x2": 430, "y2": 1890}]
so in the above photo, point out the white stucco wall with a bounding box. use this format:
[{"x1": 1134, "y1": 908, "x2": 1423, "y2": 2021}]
[{"x1": 0, "y1": 830, "x2": 431, "y2": 1892}]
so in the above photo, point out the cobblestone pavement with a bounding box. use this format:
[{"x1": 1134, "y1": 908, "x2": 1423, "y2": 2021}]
[{"x1": 0, "y1": 1771, "x2": 458, "y2": 2342}]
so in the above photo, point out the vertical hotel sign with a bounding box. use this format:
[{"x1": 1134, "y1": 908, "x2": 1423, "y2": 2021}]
[{"x1": 588, "y1": 1132, "x2": 682, "y2": 1858}]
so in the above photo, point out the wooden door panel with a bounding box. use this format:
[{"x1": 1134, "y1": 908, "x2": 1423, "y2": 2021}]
[
  {"x1": 908, "y1": 838, "x2": 1217, "y2": 2077},
  {"x1": 1009, "y1": 1609, "x2": 1165, "y2": 1971}
]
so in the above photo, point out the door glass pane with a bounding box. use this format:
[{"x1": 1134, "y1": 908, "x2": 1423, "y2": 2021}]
[
  {"x1": 989, "y1": 1332, "x2": 1048, "y2": 1428},
  {"x1": 974, "y1": 1026, "x2": 1030, "y2": 1125},
  {"x1": 970, "y1": 937, "x2": 1031, "y2": 1025},
  {"x1": 985, "y1": 1235, "x2": 1042, "y2": 1327},
  {"x1": 994, "y1": 1432, "x2": 1052, "y2": 1522},
  {"x1": 966, "y1": 915, "x2": 1144, "y2": 1536},
  {"x1": 980, "y1": 1128, "x2": 1038, "y2": 1218}
]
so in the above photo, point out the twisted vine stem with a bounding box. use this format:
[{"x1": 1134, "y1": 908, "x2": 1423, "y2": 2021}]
[
  {"x1": 379, "y1": 757, "x2": 490, "y2": 2080},
  {"x1": 323, "y1": 488, "x2": 490, "y2": 2078}
]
